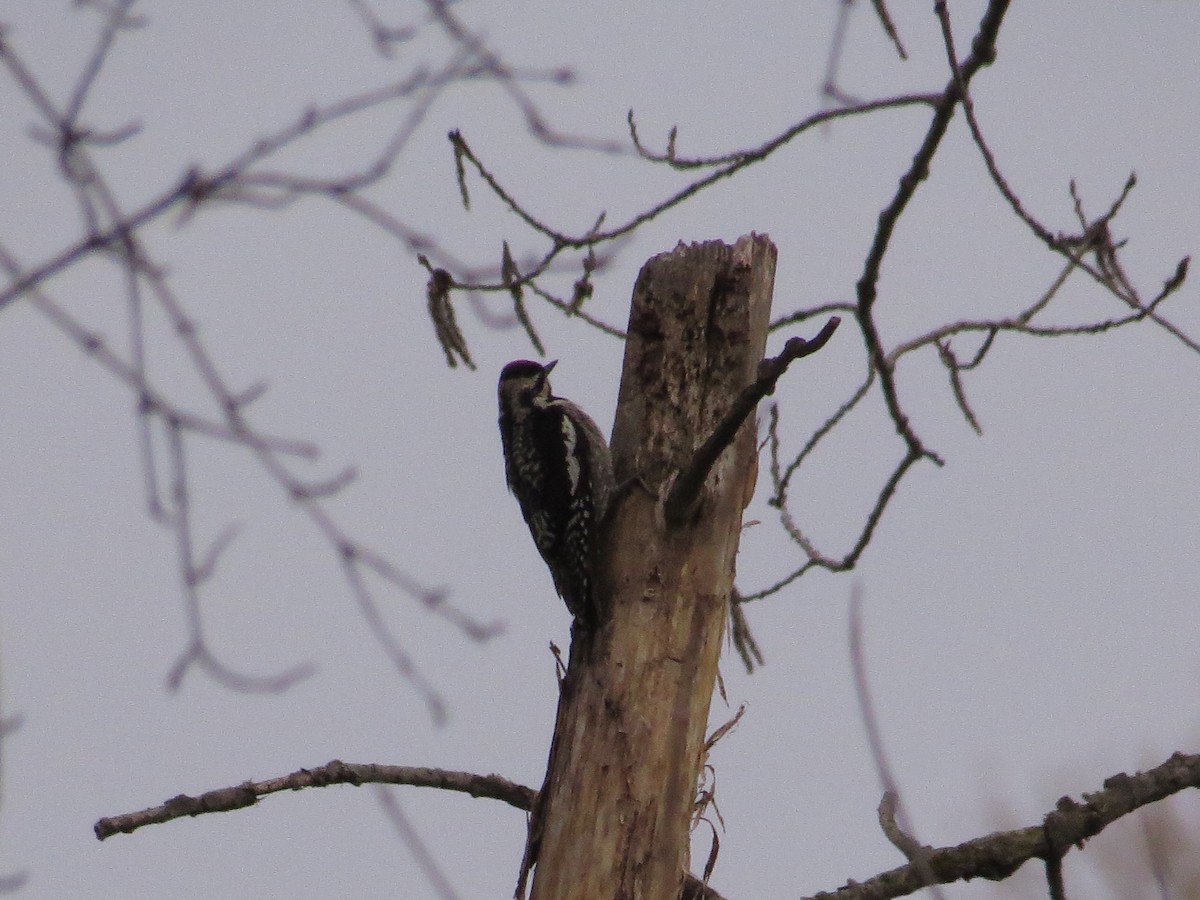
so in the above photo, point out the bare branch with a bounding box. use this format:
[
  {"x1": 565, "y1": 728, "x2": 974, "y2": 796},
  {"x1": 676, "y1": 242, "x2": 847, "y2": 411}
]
[
  {"x1": 801, "y1": 752, "x2": 1200, "y2": 900},
  {"x1": 375, "y1": 788, "x2": 463, "y2": 900},
  {"x1": 162, "y1": 419, "x2": 316, "y2": 694},
  {"x1": 527, "y1": 280, "x2": 627, "y2": 340},
  {"x1": 933, "y1": 1, "x2": 1194, "y2": 357},
  {"x1": 0, "y1": 243, "x2": 318, "y2": 457},
  {"x1": 878, "y1": 793, "x2": 921, "y2": 861},
  {"x1": 94, "y1": 759, "x2": 538, "y2": 840},
  {"x1": 855, "y1": 1, "x2": 1010, "y2": 471},
  {"x1": 191, "y1": 523, "x2": 243, "y2": 586},
  {"x1": 455, "y1": 90, "x2": 940, "y2": 256},
  {"x1": 1043, "y1": 852, "x2": 1067, "y2": 900},
  {"x1": 754, "y1": 215, "x2": 1190, "y2": 602},
  {"x1": 339, "y1": 550, "x2": 448, "y2": 724},
  {"x1": 869, "y1": 1, "x2": 908, "y2": 61},
  {"x1": 421, "y1": 0, "x2": 614, "y2": 154},
  {"x1": 502, "y1": 241, "x2": 545, "y2": 356},
  {"x1": 851, "y1": 589, "x2": 945, "y2": 899},
  {"x1": 92, "y1": 752, "x2": 728, "y2": 900},
  {"x1": 63, "y1": 0, "x2": 143, "y2": 128},
  {"x1": 347, "y1": 0, "x2": 418, "y2": 57},
  {"x1": 0, "y1": 12, "x2": 502, "y2": 709},
  {"x1": 664, "y1": 318, "x2": 841, "y2": 525},
  {"x1": 937, "y1": 341, "x2": 983, "y2": 435},
  {"x1": 91, "y1": 746, "x2": 1200, "y2": 900},
  {"x1": 0, "y1": 680, "x2": 28, "y2": 893},
  {"x1": 821, "y1": 0, "x2": 860, "y2": 106}
]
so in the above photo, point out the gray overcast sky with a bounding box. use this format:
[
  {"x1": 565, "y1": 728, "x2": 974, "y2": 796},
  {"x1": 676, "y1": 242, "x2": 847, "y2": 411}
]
[{"x1": 0, "y1": 2, "x2": 1198, "y2": 898}]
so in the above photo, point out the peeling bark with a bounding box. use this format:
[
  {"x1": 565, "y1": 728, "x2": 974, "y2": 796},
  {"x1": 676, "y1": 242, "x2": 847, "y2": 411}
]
[{"x1": 527, "y1": 235, "x2": 776, "y2": 900}]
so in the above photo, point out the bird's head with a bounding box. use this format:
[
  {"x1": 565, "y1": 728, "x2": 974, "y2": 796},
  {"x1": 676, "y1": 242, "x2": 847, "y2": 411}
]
[{"x1": 498, "y1": 359, "x2": 557, "y2": 408}]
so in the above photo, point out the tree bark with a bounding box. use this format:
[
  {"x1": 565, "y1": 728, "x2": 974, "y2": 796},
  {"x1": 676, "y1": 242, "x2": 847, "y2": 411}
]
[{"x1": 528, "y1": 235, "x2": 777, "y2": 900}]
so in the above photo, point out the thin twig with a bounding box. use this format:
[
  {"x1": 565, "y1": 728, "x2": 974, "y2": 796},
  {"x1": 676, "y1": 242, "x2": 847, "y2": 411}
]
[
  {"x1": 375, "y1": 788, "x2": 463, "y2": 900},
  {"x1": 0, "y1": 13, "x2": 501, "y2": 712},
  {"x1": 163, "y1": 419, "x2": 316, "y2": 693},
  {"x1": 869, "y1": 1, "x2": 908, "y2": 61},
  {"x1": 851, "y1": 588, "x2": 946, "y2": 900},
  {"x1": 802, "y1": 752, "x2": 1200, "y2": 900}
]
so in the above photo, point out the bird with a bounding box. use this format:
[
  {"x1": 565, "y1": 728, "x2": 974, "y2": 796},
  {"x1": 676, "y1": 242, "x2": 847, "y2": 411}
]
[{"x1": 497, "y1": 359, "x2": 614, "y2": 625}]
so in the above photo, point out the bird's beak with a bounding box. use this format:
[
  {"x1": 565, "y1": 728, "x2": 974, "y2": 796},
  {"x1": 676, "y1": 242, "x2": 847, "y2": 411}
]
[{"x1": 543, "y1": 359, "x2": 558, "y2": 374}]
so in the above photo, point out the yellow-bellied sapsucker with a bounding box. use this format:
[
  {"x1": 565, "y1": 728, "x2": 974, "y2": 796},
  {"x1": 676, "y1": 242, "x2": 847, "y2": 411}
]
[{"x1": 498, "y1": 359, "x2": 614, "y2": 625}]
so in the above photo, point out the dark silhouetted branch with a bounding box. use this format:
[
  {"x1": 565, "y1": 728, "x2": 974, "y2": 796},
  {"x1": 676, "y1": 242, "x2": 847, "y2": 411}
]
[
  {"x1": 664, "y1": 317, "x2": 840, "y2": 525},
  {"x1": 803, "y1": 752, "x2": 1200, "y2": 900}
]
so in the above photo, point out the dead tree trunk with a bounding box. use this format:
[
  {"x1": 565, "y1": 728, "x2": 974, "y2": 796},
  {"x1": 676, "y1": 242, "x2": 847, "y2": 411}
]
[{"x1": 527, "y1": 235, "x2": 777, "y2": 900}]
